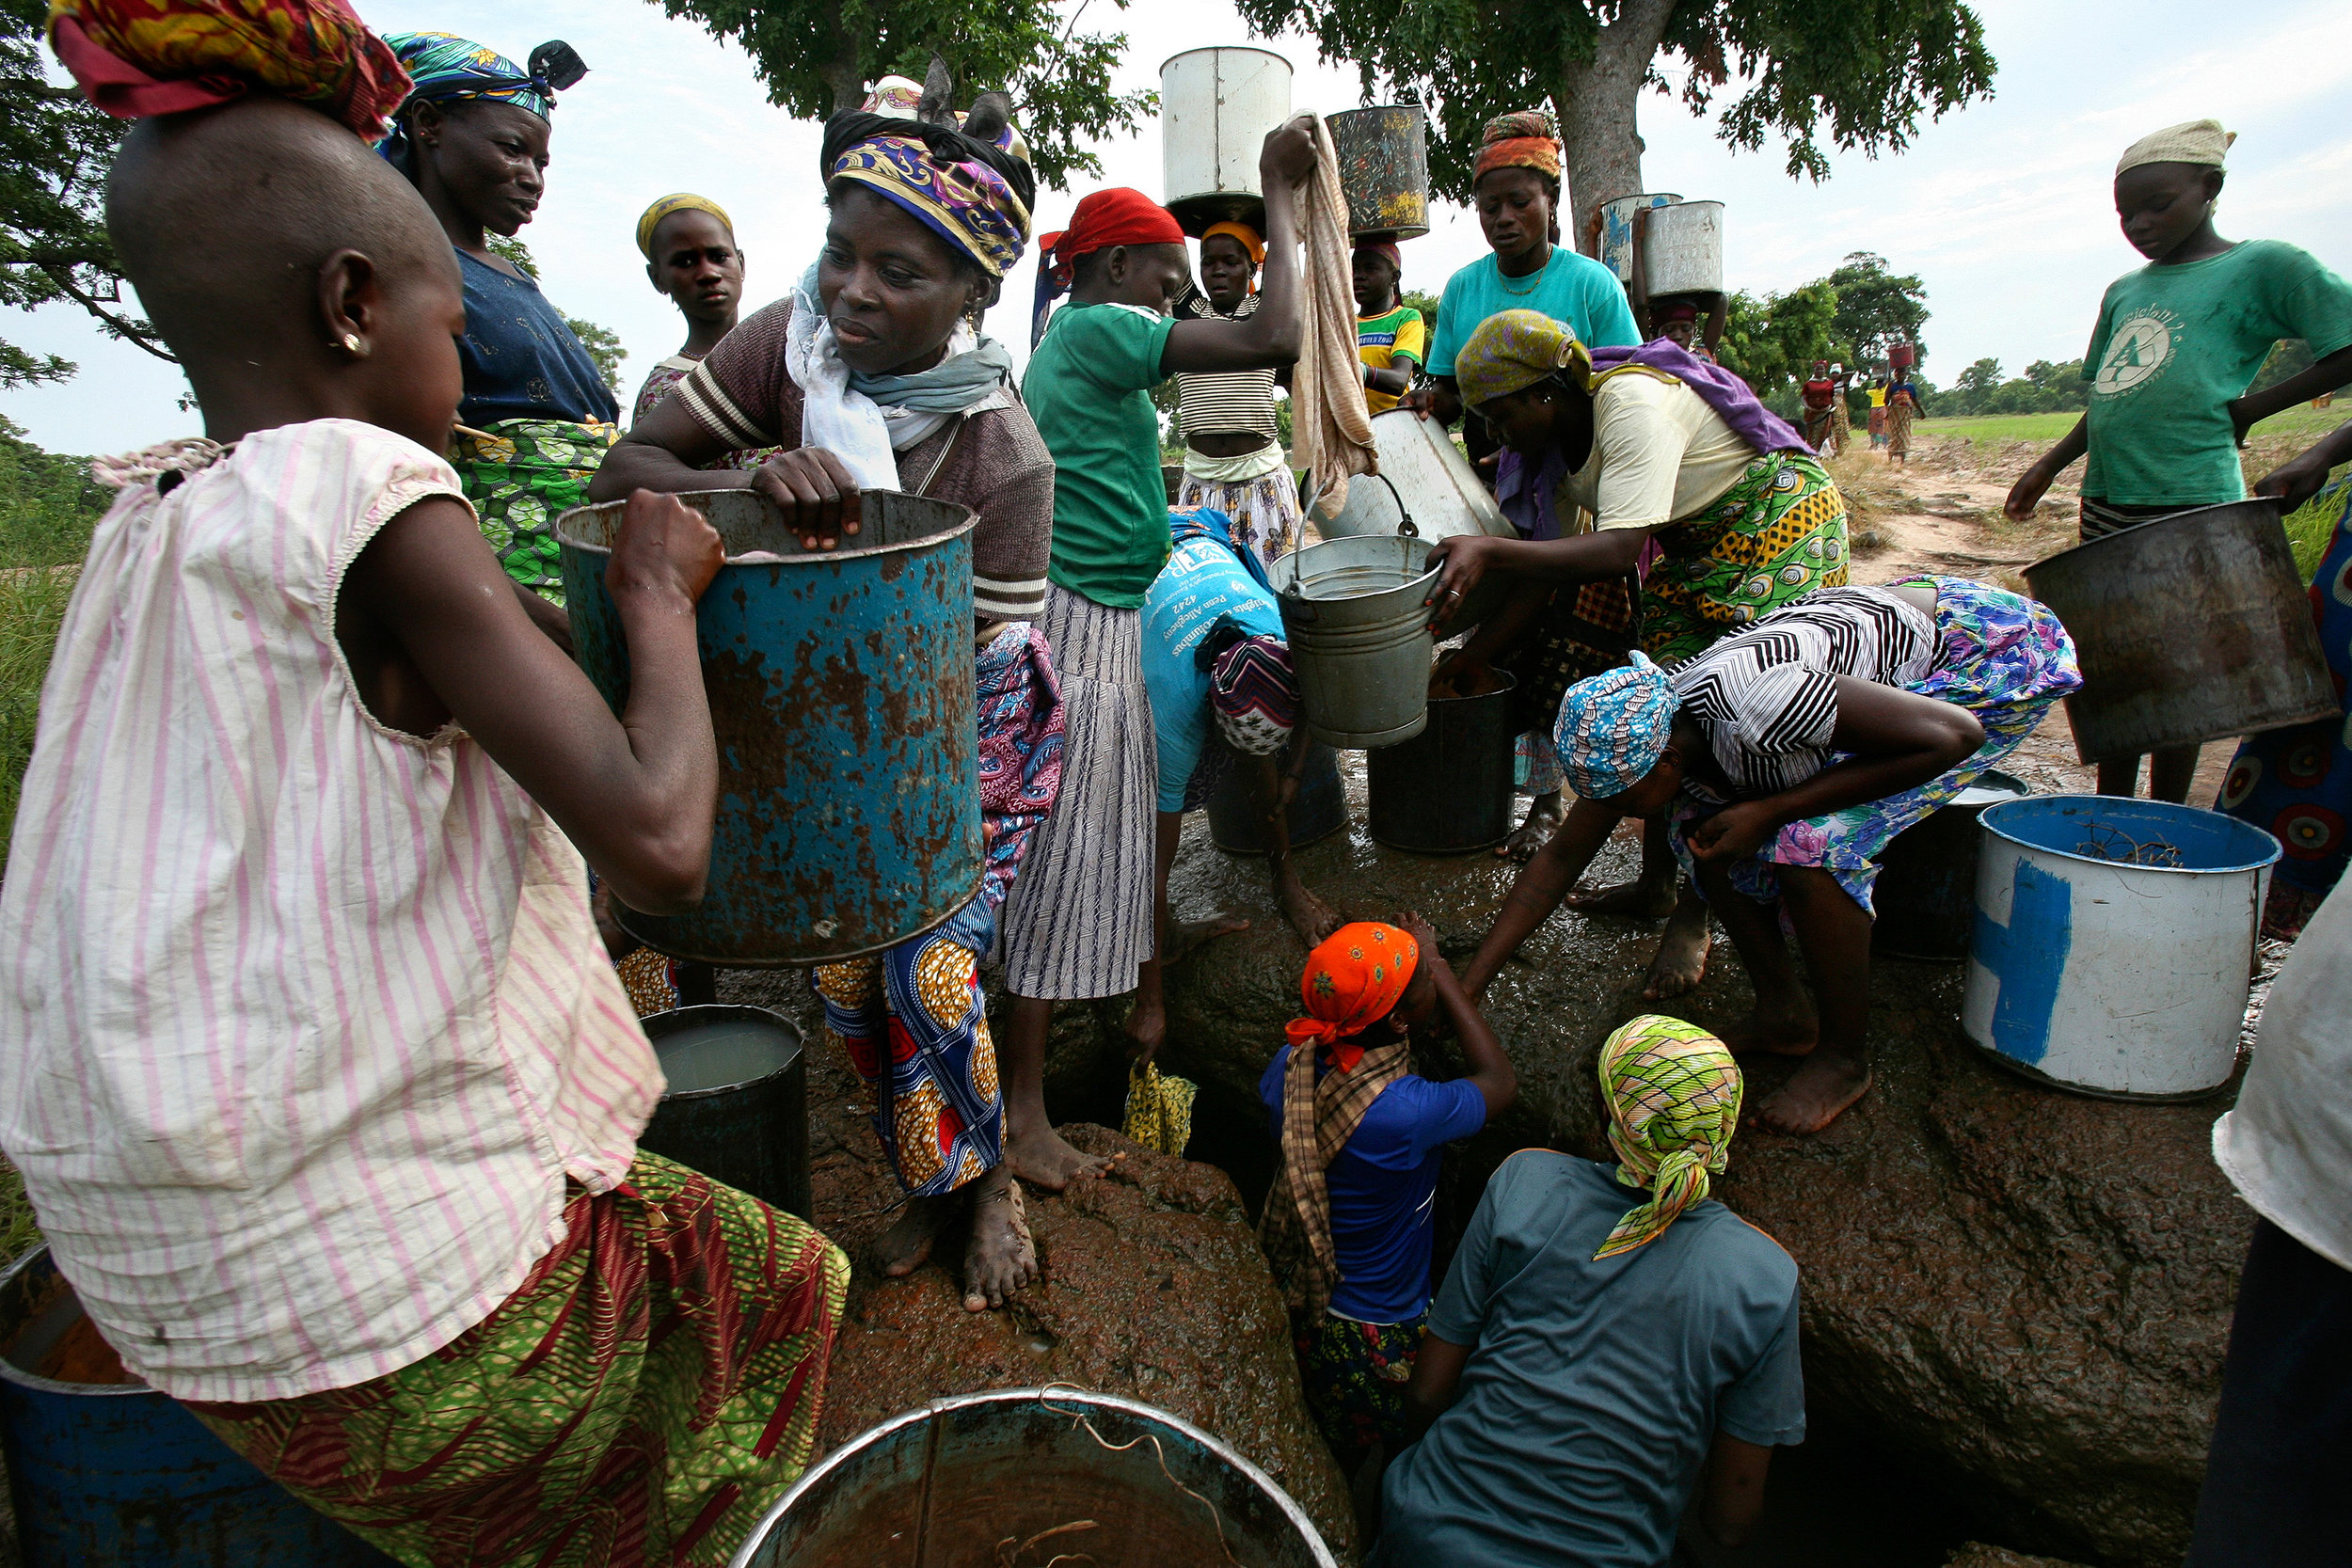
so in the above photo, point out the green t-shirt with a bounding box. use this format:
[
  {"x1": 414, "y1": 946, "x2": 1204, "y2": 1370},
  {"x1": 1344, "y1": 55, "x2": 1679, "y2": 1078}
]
[
  {"x1": 1023, "y1": 302, "x2": 1178, "y2": 609},
  {"x1": 1425, "y1": 247, "x2": 1643, "y2": 377},
  {"x1": 2082, "y1": 239, "x2": 2352, "y2": 506}
]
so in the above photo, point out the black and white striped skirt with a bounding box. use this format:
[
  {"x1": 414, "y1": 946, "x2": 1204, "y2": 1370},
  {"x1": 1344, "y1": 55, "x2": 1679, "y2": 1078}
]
[{"x1": 995, "y1": 585, "x2": 1158, "y2": 1000}]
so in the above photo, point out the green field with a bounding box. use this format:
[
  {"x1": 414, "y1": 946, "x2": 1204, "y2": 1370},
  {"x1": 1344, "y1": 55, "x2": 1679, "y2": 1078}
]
[{"x1": 1919, "y1": 404, "x2": 2352, "y2": 450}]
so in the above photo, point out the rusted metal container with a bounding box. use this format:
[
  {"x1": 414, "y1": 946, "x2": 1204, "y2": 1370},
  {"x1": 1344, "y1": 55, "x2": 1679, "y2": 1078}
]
[
  {"x1": 559, "y1": 490, "x2": 981, "y2": 966},
  {"x1": 638, "y1": 1005, "x2": 811, "y2": 1220},
  {"x1": 1327, "y1": 104, "x2": 1429, "y2": 241},
  {"x1": 2023, "y1": 498, "x2": 2339, "y2": 763},
  {"x1": 1642, "y1": 199, "x2": 1724, "y2": 296},
  {"x1": 729, "y1": 1387, "x2": 1339, "y2": 1568},
  {"x1": 1597, "y1": 192, "x2": 1680, "y2": 283}
]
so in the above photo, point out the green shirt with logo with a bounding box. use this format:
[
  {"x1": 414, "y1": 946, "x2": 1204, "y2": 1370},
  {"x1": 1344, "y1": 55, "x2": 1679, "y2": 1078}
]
[{"x1": 2082, "y1": 240, "x2": 2352, "y2": 507}]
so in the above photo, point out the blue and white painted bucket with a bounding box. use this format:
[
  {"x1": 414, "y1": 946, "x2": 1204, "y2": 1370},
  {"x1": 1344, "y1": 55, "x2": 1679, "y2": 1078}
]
[{"x1": 1963, "y1": 795, "x2": 2280, "y2": 1101}]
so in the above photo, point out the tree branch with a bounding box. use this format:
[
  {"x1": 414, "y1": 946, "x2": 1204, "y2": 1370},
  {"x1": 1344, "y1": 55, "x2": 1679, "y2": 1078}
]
[{"x1": 40, "y1": 266, "x2": 178, "y2": 364}]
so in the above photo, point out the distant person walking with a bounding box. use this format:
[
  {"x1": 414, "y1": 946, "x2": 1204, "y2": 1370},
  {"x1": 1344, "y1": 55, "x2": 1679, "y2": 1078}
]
[
  {"x1": 2005, "y1": 118, "x2": 2352, "y2": 801},
  {"x1": 1884, "y1": 372, "x2": 1922, "y2": 465}
]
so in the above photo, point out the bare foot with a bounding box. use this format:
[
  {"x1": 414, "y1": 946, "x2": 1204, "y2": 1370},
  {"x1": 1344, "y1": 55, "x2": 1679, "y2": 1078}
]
[
  {"x1": 870, "y1": 1194, "x2": 947, "y2": 1278},
  {"x1": 962, "y1": 1168, "x2": 1038, "y2": 1311},
  {"x1": 1002, "y1": 1118, "x2": 1111, "y2": 1192},
  {"x1": 1164, "y1": 911, "x2": 1250, "y2": 968},
  {"x1": 1718, "y1": 1000, "x2": 1818, "y2": 1058},
  {"x1": 1750, "y1": 1053, "x2": 1874, "y2": 1135},
  {"x1": 1276, "y1": 876, "x2": 1343, "y2": 945},
  {"x1": 1499, "y1": 800, "x2": 1563, "y2": 862},
  {"x1": 1641, "y1": 904, "x2": 1713, "y2": 1000},
  {"x1": 1566, "y1": 878, "x2": 1678, "y2": 919}
]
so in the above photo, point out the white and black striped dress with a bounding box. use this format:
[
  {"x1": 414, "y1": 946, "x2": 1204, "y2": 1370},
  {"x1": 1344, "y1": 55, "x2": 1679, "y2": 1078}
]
[{"x1": 1668, "y1": 585, "x2": 1939, "y2": 798}]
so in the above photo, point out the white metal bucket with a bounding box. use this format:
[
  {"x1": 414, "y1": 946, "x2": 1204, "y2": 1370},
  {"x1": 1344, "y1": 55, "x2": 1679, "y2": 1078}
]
[
  {"x1": 1160, "y1": 48, "x2": 1293, "y2": 233},
  {"x1": 1962, "y1": 796, "x2": 2280, "y2": 1101},
  {"x1": 1597, "y1": 192, "x2": 1680, "y2": 283},
  {"x1": 1272, "y1": 535, "x2": 1439, "y2": 748},
  {"x1": 1643, "y1": 199, "x2": 1724, "y2": 296}
]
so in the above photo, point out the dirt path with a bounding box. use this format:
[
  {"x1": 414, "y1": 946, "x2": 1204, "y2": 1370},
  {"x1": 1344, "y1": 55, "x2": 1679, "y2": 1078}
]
[{"x1": 1830, "y1": 437, "x2": 2239, "y2": 805}]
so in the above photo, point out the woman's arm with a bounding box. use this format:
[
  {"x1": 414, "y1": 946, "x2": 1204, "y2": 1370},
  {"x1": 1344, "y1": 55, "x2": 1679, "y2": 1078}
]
[
  {"x1": 1456, "y1": 795, "x2": 1629, "y2": 996},
  {"x1": 1423, "y1": 529, "x2": 1650, "y2": 633},
  {"x1": 2004, "y1": 415, "x2": 2088, "y2": 520},
  {"x1": 593, "y1": 393, "x2": 864, "y2": 549},
  {"x1": 1401, "y1": 374, "x2": 1462, "y2": 427},
  {"x1": 1161, "y1": 119, "x2": 1315, "y2": 375},
  {"x1": 2254, "y1": 417, "x2": 2352, "y2": 510},
  {"x1": 2232, "y1": 344, "x2": 2352, "y2": 440},
  {"x1": 1399, "y1": 1335, "x2": 1470, "y2": 1445},
  {"x1": 1694, "y1": 1434, "x2": 1773, "y2": 1548},
  {"x1": 1685, "y1": 675, "x2": 1984, "y2": 865}
]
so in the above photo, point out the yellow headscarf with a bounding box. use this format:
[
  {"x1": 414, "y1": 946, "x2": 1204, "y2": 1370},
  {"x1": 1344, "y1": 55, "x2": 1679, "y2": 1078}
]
[
  {"x1": 1201, "y1": 219, "x2": 1265, "y2": 267},
  {"x1": 636, "y1": 193, "x2": 733, "y2": 260},
  {"x1": 1594, "y1": 1014, "x2": 1742, "y2": 1259},
  {"x1": 1453, "y1": 308, "x2": 1593, "y2": 410}
]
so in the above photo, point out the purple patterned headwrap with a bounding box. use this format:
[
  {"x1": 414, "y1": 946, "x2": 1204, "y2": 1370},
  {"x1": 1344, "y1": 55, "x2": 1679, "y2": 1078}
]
[{"x1": 822, "y1": 75, "x2": 1035, "y2": 279}]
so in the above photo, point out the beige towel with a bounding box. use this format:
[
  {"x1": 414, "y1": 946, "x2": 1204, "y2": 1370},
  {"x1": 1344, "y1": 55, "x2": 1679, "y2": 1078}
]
[{"x1": 1291, "y1": 114, "x2": 1377, "y2": 518}]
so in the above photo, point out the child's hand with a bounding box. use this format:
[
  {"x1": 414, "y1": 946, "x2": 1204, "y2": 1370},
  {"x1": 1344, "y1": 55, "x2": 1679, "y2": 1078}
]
[
  {"x1": 753, "y1": 450, "x2": 865, "y2": 551},
  {"x1": 607, "y1": 489, "x2": 723, "y2": 609},
  {"x1": 2003, "y1": 464, "x2": 2053, "y2": 522},
  {"x1": 1394, "y1": 910, "x2": 1444, "y2": 967},
  {"x1": 1259, "y1": 115, "x2": 1318, "y2": 188},
  {"x1": 2255, "y1": 449, "x2": 2335, "y2": 513}
]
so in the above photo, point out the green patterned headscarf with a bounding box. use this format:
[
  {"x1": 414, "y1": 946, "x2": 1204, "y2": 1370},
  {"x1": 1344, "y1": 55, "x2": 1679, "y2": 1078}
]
[
  {"x1": 1595, "y1": 1014, "x2": 1742, "y2": 1259},
  {"x1": 1454, "y1": 308, "x2": 1593, "y2": 411}
]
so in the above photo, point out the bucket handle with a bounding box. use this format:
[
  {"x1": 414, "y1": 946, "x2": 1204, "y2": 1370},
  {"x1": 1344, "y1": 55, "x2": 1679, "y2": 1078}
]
[
  {"x1": 1370, "y1": 471, "x2": 1417, "y2": 539},
  {"x1": 1279, "y1": 578, "x2": 1316, "y2": 624}
]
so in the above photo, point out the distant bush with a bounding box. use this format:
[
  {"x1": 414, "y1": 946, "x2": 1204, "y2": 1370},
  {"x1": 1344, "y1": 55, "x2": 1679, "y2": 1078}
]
[{"x1": 0, "y1": 418, "x2": 107, "y2": 872}]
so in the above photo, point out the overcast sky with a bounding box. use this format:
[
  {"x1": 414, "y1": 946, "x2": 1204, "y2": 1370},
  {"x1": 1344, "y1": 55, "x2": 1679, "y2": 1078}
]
[{"x1": 7, "y1": 0, "x2": 2348, "y2": 454}]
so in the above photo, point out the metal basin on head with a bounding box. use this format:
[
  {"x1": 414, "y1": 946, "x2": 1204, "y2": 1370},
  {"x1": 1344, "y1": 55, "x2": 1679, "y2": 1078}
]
[
  {"x1": 730, "y1": 1386, "x2": 1338, "y2": 1568},
  {"x1": 558, "y1": 489, "x2": 980, "y2": 967}
]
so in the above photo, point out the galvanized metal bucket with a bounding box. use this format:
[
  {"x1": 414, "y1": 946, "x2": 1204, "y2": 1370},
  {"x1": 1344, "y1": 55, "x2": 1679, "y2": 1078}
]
[
  {"x1": 729, "y1": 1386, "x2": 1338, "y2": 1568},
  {"x1": 1963, "y1": 795, "x2": 2280, "y2": 1101},
  {"x1": 1642, "y1": 199, "x2": 1724, "y2": 296},
  {"x1": 1367, "y1": 672, "x2": 1518, "y2": 853},
  {"x1": 2024, "y1": 497, "x2": 2339, "y2": 763},
  {"x1": 637, "y1": 1005, "x2": 811, "y2": 1221},
  {"x1": 0, "y1": 1246, "x2": 398, "y2": 1565},
  {"x1": 558, "y1": 489, "x2": 981, "y2": 966},
  {"x1": 1305, "y1": 409, "x2": 1515, "y2": 546},
  {"x1": 1160, "y1": 47, "x2": 1293, "y2": 235},
  {"x1": 1271, "y1": 536, "x2": 1440, "y2": 748},
  {"x1": 1326, "y1": 104, "x2": 1429, "y2": 240},
  {"x1": 1597, "y1": 192, "x2": 1681, "y2": 283}
]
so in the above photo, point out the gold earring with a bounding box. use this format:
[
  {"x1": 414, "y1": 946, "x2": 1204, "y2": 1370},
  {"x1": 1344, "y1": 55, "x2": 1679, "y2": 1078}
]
[{"x1": 340, "y1": 333, "x2": 366, "y2": 358}]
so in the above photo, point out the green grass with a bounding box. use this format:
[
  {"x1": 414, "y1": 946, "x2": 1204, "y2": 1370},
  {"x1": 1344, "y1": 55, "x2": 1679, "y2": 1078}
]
[
  {"x1": 0, "y1": 420, "x2": 106, "y2": 877},
  {"x1": 1919, "y1": 403, "x2": 2352, "y2": 451}
]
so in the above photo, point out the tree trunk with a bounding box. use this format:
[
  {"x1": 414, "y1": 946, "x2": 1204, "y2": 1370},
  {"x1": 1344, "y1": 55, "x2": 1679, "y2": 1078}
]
[
  {"x1": 1550, "y1": 0, "x2": 1677, "y2": 257},
  {"x1": 819, "y1": 24, "x2": 864, "y2": 119}
]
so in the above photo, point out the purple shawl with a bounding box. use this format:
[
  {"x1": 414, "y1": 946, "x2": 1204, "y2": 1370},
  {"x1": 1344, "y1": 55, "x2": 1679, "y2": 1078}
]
[{"x1": 1495, "y1": 339, "x2": 1810, "y2": 542}]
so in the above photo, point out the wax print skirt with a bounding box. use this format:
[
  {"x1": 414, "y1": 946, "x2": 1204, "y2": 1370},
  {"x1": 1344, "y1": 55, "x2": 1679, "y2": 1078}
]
[
  {"x1": 453, "y1": 418, "x2": 621, "y2": 608},
  {"x1": 1294, "y1": 1310, "x2": 1426, "y2": 1465},
  {"x1": 1643, "y1": 450, "x2": 1851, "y2": 663},
  {"x1": 1178, "y1": 467, "x2": 1304, "y2": 570},
  {"x1": 814, "y1": 935, "x2": 1002, "y2": 1197},
  {"x1": 1673, "y1": 576, "x2": 2081, "y2": 914},
  {"x1": 2221, "y1": 473, "x2": 2352, "y2": 938},
  {"x1": 184, "y1": 1151, "x2": 848, "y2": 1568}
]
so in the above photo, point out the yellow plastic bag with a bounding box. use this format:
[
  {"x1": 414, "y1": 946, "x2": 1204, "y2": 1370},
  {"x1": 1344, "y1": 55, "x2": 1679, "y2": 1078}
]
[{"x1": 1122, "y1": 1061, "x2": 1198, "y2": 1157}]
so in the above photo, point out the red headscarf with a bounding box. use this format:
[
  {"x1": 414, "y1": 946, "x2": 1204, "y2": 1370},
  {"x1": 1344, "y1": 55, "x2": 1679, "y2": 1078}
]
[
  {"x1": 1473, "y1": 109, "x2": 1564, "y2": 184},
  {"x1": 1286, "y1": 922, "x2": 1421, "y2": 1071},
  {"x1": 49, "y1": 0, "x2": 412, "y2": 140},
  {"x1": 1031, "y1": 186, "x2": 1186, "y2": 346}
]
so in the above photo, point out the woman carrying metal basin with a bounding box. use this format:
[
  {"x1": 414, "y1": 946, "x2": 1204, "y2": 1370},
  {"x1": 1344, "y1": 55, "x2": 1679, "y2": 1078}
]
[
  {"x1": 1425, "y1": 310, "x2": 1853, "y2": 1000},
  {"x1": 595, "y1": 66, "x2": 1063, "y2": 1315}
]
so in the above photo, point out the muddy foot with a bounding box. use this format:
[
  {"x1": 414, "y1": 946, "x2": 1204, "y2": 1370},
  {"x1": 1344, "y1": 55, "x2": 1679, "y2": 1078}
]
[
  {"x1": 962, "y1": 1169, "x2": 1038, "y2": 1311},
  {"x1": 1719, "y1": 1002, "x2": 1818, "y2": 1058},
  {"x1": 1750, "y1": 1053, "x2": 1874, "y2": 1136},
  {"x1": 1567, "y1": 878, "x2": 1678, "y2": 919},
  {"x1": 1003, "y1": 1120, "x2": 1112, "y2": 1192},
  {"x1": 1499, "y1": 800, "x2": 1564, "y2": 862},
  {"x1": 1642, "y1": 911, "x2": 1713, "y2": 1000},
  {"x1": 1278, "y1": 878, "x2": 1343, "y2": 946},
  {"x1": 870, "y1": 1195, "x2": 947, "y2": 1278},
  {"x1": 1164, "y1": 911, "x2": 1250, "y2": 968}
]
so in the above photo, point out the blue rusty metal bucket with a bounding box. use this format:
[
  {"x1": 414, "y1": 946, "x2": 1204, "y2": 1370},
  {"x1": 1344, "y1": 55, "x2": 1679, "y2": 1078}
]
[
  {"x1": 559, "y1": 490, "x2": 981, "y2": 967},
  {"x1": 730, "y1": 1386, "x2": 1338, "y2": 1567},
  {"x1": 0, "y1": 1245, "x2": 398, "y2": 1565}
]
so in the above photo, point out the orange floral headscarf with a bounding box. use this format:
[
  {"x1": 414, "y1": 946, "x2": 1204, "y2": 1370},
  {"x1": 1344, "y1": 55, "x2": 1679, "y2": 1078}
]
[{"x1": 1286, "y1": 922, "x2": 1420, "y2": 1070}]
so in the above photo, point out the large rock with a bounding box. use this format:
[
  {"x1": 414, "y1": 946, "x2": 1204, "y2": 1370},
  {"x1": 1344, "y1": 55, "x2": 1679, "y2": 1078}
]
[
  {"x1": 1114, "y1": 768, "x2": 2239, "y2": 1567},
  {"x1": 711, "y1": 971, "x2": 1357, "y2": 1558}
]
